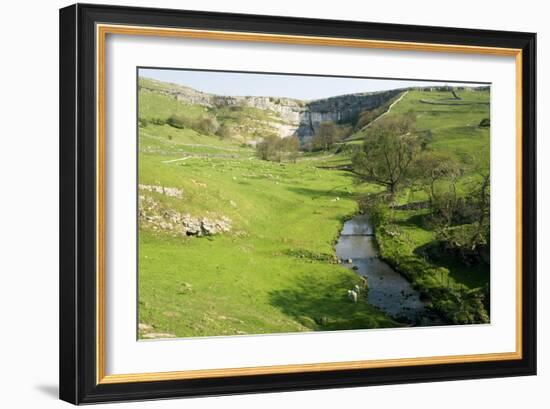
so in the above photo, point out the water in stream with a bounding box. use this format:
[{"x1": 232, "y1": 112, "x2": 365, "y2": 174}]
[{"x1": 335, "y1": 215, "x2": 442, "y2": 326}]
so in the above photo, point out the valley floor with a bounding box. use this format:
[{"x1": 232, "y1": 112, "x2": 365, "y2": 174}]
[
  {"x1": 138, "y1": 131, "x2": 399, "y2": 338},
  {"x1": 137, "y1": 87, "x2": 491, "y2": 339}
]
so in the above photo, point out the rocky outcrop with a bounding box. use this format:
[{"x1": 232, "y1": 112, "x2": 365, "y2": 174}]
[
  {"x1": 140, "y1": 78, "x2": 488, "y2": 144},
  {"x1": 140, "y1": 78, "x2": 403, "y2": 143},
  {"x1": 139, "y1": 195, "x2": 231, "y2": 237},
  {"x1": 295, "y1": 90, "x2": 403, "y2": 141},
  {"x1": 139, "y1": 184, "x2": 184, "y2": 199},
  {"x1": 181, "y1": 214, "x2": 232, "y2": 236}
]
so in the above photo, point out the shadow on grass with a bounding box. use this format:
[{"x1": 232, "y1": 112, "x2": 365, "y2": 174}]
[
  {"x1": 286, "y1": 185, "x2": 358, "y2": 201},
  {"x1": 395, "y1": 212, "x2": 428, "y2": 229},
  {"x1": 268, "y1": 273, "x2": 398, "y2": 331},
  {"x1": 414, "y1": 241, "x2": 489, "y2": 290},
  {"x1": 283, "y1": 248, "x2": 335, "y2": 263}
]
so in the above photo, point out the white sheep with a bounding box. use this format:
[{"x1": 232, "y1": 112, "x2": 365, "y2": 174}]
[
  {"x1": 347, "y1": 289, "x2": 358, "y2": 303},
  {"x1": 354, "y1": 284, "x2": 361, "y2": 293}
]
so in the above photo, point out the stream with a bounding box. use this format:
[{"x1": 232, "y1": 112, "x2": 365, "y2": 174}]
[{"x1": 335, "y1": 214, "x2": 442, "y2": 326}]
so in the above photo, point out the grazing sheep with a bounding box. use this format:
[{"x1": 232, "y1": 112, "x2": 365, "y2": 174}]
[
  {"x1": 347, "y1": 289, "x2": 358, "y2": 303},
  {"x1": 354, "y1": 284, "x2": 361, "y2": 293}
]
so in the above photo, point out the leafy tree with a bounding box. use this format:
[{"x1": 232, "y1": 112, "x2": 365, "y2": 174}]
[
  {"x1": 167, "y1": 114, "x2": 186, "y2": 129},
  {"x1": 256, "y1": 135, "x2": 300, "y2": 162},
  {"x1": 196, "y1": 116, "x2": 219, "y2": 135},
  {"x1": 167, "y1": 114, "x2": 219, "y2": 135},
  {"x1": 256, "y1": 134, "x2": 279, "y2": 161},
  {"x1": 424, "y1": 175, "x2": 490, "y2": 267},
  {"x1": 278, "y1": 136, "x2": 300, "y2": 162},
  {"x1": 352, "y1": 115, "x2": 419, "y2": 194},
  {"x1": 138, "y1": 117, "x2": 149, "y2": 128},
  {"x1": 466, "y1": 151, "x2": 490, "y2": 236},
  {"x1": 412, "y1": 151, "x2": 461, "y2": 206},
  {"x1": 311, "y1": 121, "x2": 348, "y2": 151},
  {"x1": 216, "y1": 123, "x2": 234, "y2": 139},
  {"x1": 355, "y1": 107, "x2": 384, "y2": 130}
]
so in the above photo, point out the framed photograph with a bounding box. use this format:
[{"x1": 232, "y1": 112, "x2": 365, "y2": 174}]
[{"x1": 59, "y1": 3, "x2": 536, "y2": 404}]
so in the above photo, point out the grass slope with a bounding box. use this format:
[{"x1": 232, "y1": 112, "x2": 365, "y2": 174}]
[
  {"x1": 137, "y1": 84, "x2": 490, "y2": 338},
  {"x1": 138, "y1": 125, "x2": 397, "y2": 338},
  {"x1": 353, "y1": 88, "x2": 491, "y2": 291},
  {"x1": 139, "y1": 77, "x2": 284, "y2": 143}
]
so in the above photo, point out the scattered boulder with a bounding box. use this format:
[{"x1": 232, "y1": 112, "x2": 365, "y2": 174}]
[
  {"x1": 138, "y1": 323, "x2": 153, "y2": 331},
  {"x1": 139, "y1": 195, "x2": 232, "y2": 237},
  {"x1": 182, "y1": 214, "x2": 232, "y2": 236},
  {"x1": 138, "y1": 323, "x2": 176, "y2": 339}
]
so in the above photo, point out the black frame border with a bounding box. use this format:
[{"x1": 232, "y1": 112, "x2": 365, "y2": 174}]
[{"x1": 59, "y1": 3, "x2": 536, "y2": 404}]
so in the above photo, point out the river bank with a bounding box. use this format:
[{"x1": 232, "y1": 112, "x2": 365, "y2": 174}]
[{"x1": 335, "y1": 214, "x2": 442, "y2": 326}]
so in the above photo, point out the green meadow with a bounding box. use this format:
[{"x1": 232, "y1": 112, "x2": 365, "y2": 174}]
[{"x1": 137, "y1": 82, "x2": 490, "y2": 338}]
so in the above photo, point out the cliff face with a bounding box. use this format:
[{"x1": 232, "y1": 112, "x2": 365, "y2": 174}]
[
  {"x1": 140, "y1": 78, "x2": 403, "y2": 142},
  {"x1": 296, "y1": 90, "x2": 403, "y2": 140}
]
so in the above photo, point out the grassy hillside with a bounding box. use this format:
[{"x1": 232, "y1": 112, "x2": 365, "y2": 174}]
[
  {"x1": 139, "y1": 77, "x2": 284, "y2": 143},
  {"x1": 137, "y1": 82, "x2": 490, "y2": 338},
  {"x1": 388, "y1": 89, "x2": 490, "y2": 162},
  {"x1": 365, "y1": 88, "x2": 490, "y2": 286},
  {"x1": 349, "y1": 88, "x2": 491, "y2": 324},
  {"x1": 137, "y1": 93, "x2": 398, "y2": 338}
]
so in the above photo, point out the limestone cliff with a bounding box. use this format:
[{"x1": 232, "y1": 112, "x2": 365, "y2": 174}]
[{"x1": 139, "y1": 78, "x2": 403, "y2": 142}]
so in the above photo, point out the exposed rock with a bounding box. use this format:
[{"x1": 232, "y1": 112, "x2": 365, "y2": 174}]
[
  {"x1": 162, "y1": 311, "x2": 179, "y2": 317},
  {"x1": 138, "y1": 323, "x2": 153, "y2": 331},
  {"x1": 139, "y1": 184, "x2": 184, "y2": 198},
  {"x1": 182, "y1": 214, "x2": 232, "y2": 236},
  {"x1": 140, "y1": 78, "x2": 402, "y2": 143},
  {"x1": 141, "y1": 78, "x2": 489, "y2": 144},
  {"x1": 139, "y1": 195, "x2": 232, "y2": 237},
  {"x1": 138, "y1": 323, "x2": 176, "y2": 340},
  {"x1": 141, "y1": 332, "x2": 176, "y2": 339}
]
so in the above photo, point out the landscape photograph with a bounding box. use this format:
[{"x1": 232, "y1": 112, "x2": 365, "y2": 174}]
[{"x1": 137, "y1": 68, "x2": 491, "y2": 340}]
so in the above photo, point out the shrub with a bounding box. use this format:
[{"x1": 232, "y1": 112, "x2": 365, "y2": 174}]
[
  {"x1": 479, "y1": 118, "x2": 490, "y2": 127},
  {"x1": 138, "y1": 117, "x2": 149, "y2": 128},
  {"x1": 167, "y1": 114, "x2": 187, "y2": 128},
  {"x1": 311, "y1": 122, "x2": 351, "y2": 151},
  {"x1": 256, "y1": 135, "x2": 300, "y2": 162},
  {"x1": 216, "y1": 123, "x2": 234, "y2": 139},
  {"x1": 196, "y1": 116, "x2": 219, "y2": 135},
  {"x1": 368, "y1": 203, "x2": 390, "y2": 226},
  {"x1": 166, "y1": 114, "x2": 220, "y2": 135},
  {"x1": 150, "y1": 117, "x2": 166, "y2": 126},
  {"x1": 368, "y1": 203, "x2": 489, "y2": 325},
  {"x1": 355, "y1": 107, "x2": 384, "y2": 129}
]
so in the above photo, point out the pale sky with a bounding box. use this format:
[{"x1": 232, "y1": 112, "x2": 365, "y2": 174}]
[{"x1": 139, "y1": 68, "x2": 488, "y2": 101}]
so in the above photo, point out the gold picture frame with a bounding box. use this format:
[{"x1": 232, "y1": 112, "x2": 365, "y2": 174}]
[{"x1": 60, "y1": 4, "x2": 536, "y2": 404}]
